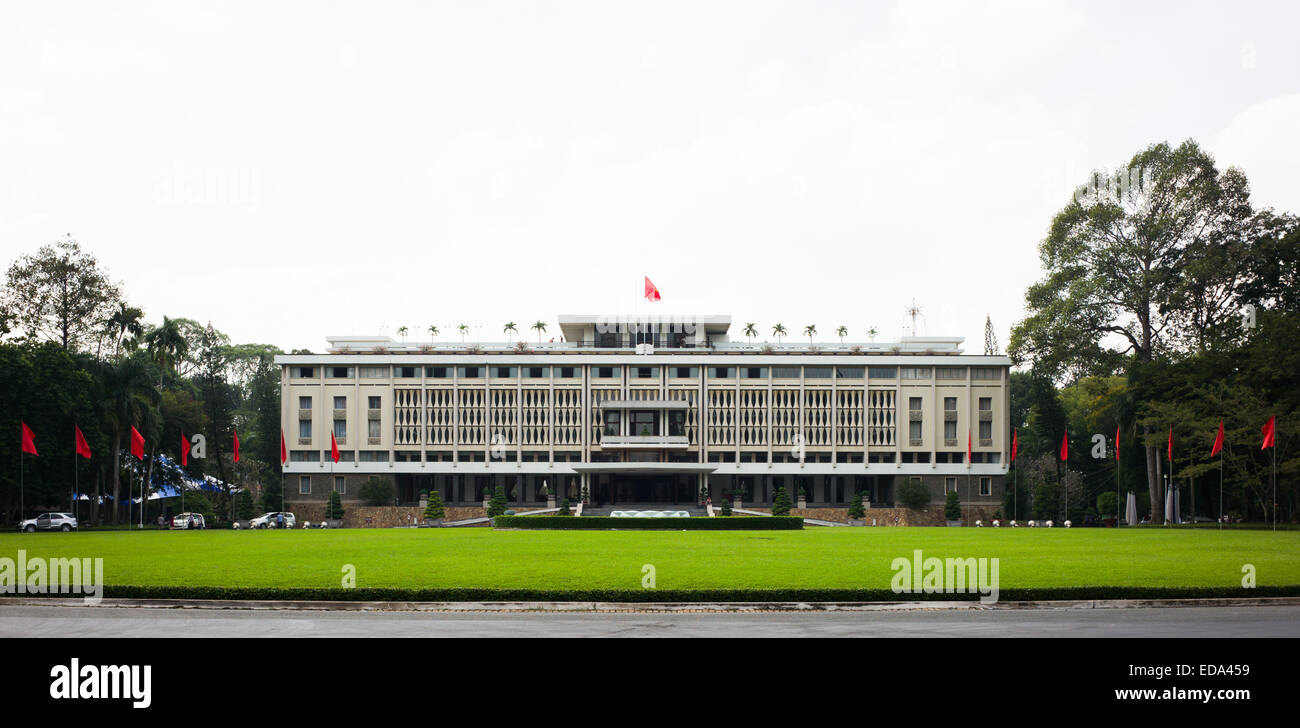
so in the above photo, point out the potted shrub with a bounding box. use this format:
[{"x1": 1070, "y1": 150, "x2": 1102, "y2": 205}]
[
  {"x1": 234, "y1": 489, "x2": 255, "y2": 530},
  {"x1": 423, "y1": 489, "x2": 445, "y2": 527},
  {"x1": 720, "y1": 499, "x2": 733, "y2": 517},
  {"x1": 540, "y1": 480, "x2": 555, "y2": 509},
  {"x1": 847, "y1": 490, "x2": 866, "y2": 526},
  {"x1": 324, "y1": 490, "x2": 345, "y2": 529},
  {"x1": 771, "y1": 484, "x2": 792, "y2": 516},
  {"x1": 944, "y1": 490, "x2": 962, "y2": 527},
  {"x1": 796, "y1": 486, "x2": 808, "y2": 510},
  {"x1": 418, "y1": 489, "x2": 429, "y2": 511}
]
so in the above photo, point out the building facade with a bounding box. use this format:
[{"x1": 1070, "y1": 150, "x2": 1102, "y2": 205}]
[{"x1": 275, "y1": 315, "x2": 1011, "y2": 511}]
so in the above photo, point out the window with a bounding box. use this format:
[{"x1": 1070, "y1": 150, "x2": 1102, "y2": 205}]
[
  {"x1": 394, "y1": 366, "x2": 418, "y2": 378},
  {"x1": 971, "y1": 367, "x2": 1001, "y2": 380},
  {"x1": 631, "y1": 367, "x2": 659, "y2": 379},
  {"x1": 901, "y1": 367, "x2": 931, "y2": 380},
  {"x1": 359, "y1": 366, "x2": 387, "y2": 378},
  {"x1": 909, "y1": 397, "x2": 922, "y2": 411},
  {"x1": 803, "y1": 367, "x2": 832, "y2": 379},
  {"x1": 595, "y1": 366, "x2": 618, "y2": 378},
  {"x1": 524, "y1": 367, "x2": 548, "y2": 378},
  {"x1": 294, "y1": 367, "x2": 315, "y2": 378},
  {"x1": 368, "y1": 419, "x2": 381, "y2": 438},
  {"x1": 555, "y1": 367, "x2": 579, "y2": 379},
  {"x1": 603, "y1": 411, "x2": 620, "y2": 436},
  {"x1": 743, "y1": 367, "x2": 767, "y2": 379},
  {"x1": 359, "y1": 451, "x2": 388, "y2": 462},
  {"x1": 836, "y1": 367, "x2": 864, "y2": 379},
  {"x1": 299, "y1": 476, "x2": 311, "y2": 495},
  {"x1": 290, "y1": 450, "x2": 319, "y2": 462},
  {"x1": 944, "y1": 397, "x2": 957, "y2": 411},
  {"x1": 910, "y1": 420, "x2": 923, "y2": 441},
  {"x1": 868, "y1": 366, "x2": 897, "y2": 379},
  {"x1": 299, "y1": 396, "x2": 312, "y2": 410},
  {"x1": 426, "y1": 366, "x2": 450, "y2": 378},
  {"x1": 327, "y1": 366, "x2": 353, "y2": 378},
  {"x1": 944, "y1": 419, "x2": 957, "y2": 441},
  {"x1": 945, "y1": 477, "x2": 958, "y2": 494},
  {"x1": 367, "y1": 396, "x2": 380, "y2": 409},
  {"x1": 670, "y1": 367, "x2": 698, "y2": 378},
  {"x1": 979, "y1": 420, "x2": 992, "y2": 440},
  {"x1": 333, "y1": 420, "x2": 346, "y2": 438},
  {"x1": 668, "y1": 410, "x2": 686, "y2": 437},
  {"x1": 979, "y1": 397, "x2": 992, "y2": 411},
  {"x1": 936, "y1": 367, "x2": 966, "y2": 380},
  {"x1": 334, "y1": 476, "x2": 346, "y2": 495},
  {"x1": 709, "y1": 367, "x2": 733, "y2": 379},
  {"x1": 333, "y1": 396, "x2": 346, "y2": 409},
  {"x1": 298, "y1": 420, "x2": 312, "y2": 439},
  {"x1": 979, "y1": 477, "x2": 992, "y2": 496},
  {"x1": 772, "y1": 367, "x2": 801, "y2": 379},
  {"x1": 491, "y1": 366, "x2": 516, "y2": 378},
  {"x1": 457, "y1": 366, "x2": 482, "y2": 378},
  {"x1": 909, "y1": 397, "x2": 922, "y2": 442}
]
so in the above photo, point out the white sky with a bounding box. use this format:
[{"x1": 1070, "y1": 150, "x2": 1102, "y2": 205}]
[{"x1": 2, "y1": 0, "x2": 1297, "y2": 353}]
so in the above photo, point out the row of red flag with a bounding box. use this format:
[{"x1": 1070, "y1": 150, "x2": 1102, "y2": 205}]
[
  {"x1": 20, "y1": 422, "x2": 245, "y2": 464},
  {"x1": 1009, "y1": 416, "x2": 1278, "y2": 463}
]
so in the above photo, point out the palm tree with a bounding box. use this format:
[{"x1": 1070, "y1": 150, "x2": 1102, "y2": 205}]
[
  {"x1": 101, "y1": 354, "x2": 159, "y2": 524},
  {"x1": 743, "y1": 323, "x2": 757, "y2": 342},
  {"x1": 503, "y1": 322, "x2": 517, "y2": 343},
  {"x1": 803, "y1": 324, "x2": 817, "y2": 344},
  {"x1": 457, "y1": 324, "x2": 469, "y2": 342},
  {"x1": 396, "y1": 326, "x2": 408, "y2": 341},
  {"x1": 143, "y1": 316, "x2": 189, "y2": 382},
  {"x1": 836, "y1": 325, "x2": 848, "y2": 343},
  {"x1": 868, "y1": 326, "x2": 878, "y2": 342},
  {"x1": 531, "y1": 320, "x2": 548, "y2": 343},
  {"x1": 427, "y1": 325, "x2": 439, "y2": 339},
  {"x1": 771, "y1": 323, "x2": 787, "y2": 342},
  {"x1": 103, "y1": 304, "x2": 144, "y2": 359}
]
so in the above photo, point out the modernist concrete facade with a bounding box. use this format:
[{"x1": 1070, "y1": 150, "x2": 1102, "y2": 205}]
[{"x1": 275, "y1": 315, "x2": 1011, "y2": 511}]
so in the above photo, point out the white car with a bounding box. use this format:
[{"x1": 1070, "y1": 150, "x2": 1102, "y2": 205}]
[
  {"x1": 170, "y1": 512, "x2": 206, "y2": 530},
  {"x1": 17, "y1": 512, "x2": 78, "y2": 532},
  {"x1": 249, "y1": 512, "x2": 296, "y2": 529}
]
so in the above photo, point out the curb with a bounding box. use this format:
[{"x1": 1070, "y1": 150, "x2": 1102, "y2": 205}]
[{"x1": 3, "y1": 595, "x2": 1298, "y2": 613}]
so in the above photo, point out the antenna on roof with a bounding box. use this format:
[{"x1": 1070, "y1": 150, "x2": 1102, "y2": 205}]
[{"x1": 904, "y1": 299, "x2": 925, "y2": 337}]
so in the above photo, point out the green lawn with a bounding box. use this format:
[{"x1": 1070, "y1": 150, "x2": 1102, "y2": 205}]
[{"x1": 2, "y1": 528, "x2": 1296, "y2": 597}]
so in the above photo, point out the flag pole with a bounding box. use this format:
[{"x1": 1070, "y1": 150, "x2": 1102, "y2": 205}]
[
  {"x1": 1218, "y1": 447, "x2": 1223, "y2": 531},
  {"x1": 19, "y1": 449, "x2": 24, "y2": 523}
]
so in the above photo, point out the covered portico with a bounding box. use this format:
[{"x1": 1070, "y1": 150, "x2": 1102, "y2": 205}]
[{"x1": 571, "y1": 462, "x2": 717, "y2": 506}]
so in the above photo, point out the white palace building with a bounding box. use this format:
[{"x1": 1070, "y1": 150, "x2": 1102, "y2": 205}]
[{"x1": 276, "y1": 315, "x2": 1011, "y2": 512}]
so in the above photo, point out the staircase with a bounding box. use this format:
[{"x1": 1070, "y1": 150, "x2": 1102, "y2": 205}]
[{"x1": 578, "y1": 505, "x2": 710, "y2": 517}]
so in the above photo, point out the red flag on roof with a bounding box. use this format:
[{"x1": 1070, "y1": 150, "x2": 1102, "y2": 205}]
[
  {"x1": 130, "y1": 426, "x2": 145, "y2": 460},
  {"x1": 1261, "y1": 416, "x2": 1275, "y2": 450},
  {"x1": 75, "y1": 425, "x2": 92, "y2": 459},
  {"x1": 644, "y1": 276, "x2": 661, "y2": 302},
  {"x1": 21, "y1": 422, "x2": 37, "y2": 456},
  {"x1": 1211, "y1": 420, "x2": 1224, "y2": 457}
]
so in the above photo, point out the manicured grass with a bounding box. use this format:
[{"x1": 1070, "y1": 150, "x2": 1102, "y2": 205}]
[{"x1": 2, "y1": 528, "x2": 1296, "y2": 598}]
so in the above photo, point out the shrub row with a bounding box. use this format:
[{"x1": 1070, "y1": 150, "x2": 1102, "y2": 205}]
[
  {"x1": 5, "y1": 584, "x2": 1299, "y2": 603},
  {"x1": 492, "y1": 515, "x2": 805, "y2": 530}
]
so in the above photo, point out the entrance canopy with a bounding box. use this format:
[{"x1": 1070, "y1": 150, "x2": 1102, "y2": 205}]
[{"x1": 570, "y1": 463, "x2": 717, "y2": 475}]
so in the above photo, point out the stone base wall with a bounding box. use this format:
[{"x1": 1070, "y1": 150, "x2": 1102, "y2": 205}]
[
  {"x1": 742, "y1": 505, "x2": 1003, "y2": 526},
  {"x1": 287, "y1": 504, "x2": 486, "y2": 528}
]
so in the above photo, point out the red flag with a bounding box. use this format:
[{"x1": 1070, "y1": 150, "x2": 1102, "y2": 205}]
[
  {"x1": 1010, "y1": 429, "x2": 1018, "y2": 463},
  {"x1": 75, "y1": 425, "x2": 92, "y2": 459},
  {"x1": 130, "y1": 426, "x2": 145, "y2": 460},
  {"x1": 1059, "y1": 431, "x2": 1068, "y2": 461},
  {"x1": 966, "y1": 430, "x2": 972, "y2": 461},
  {"x1": 280, "y1": 430, "x2": 287, "y2": 464},
  {"x1": 644, "y1": 276, "x2": 661, "y2": 302},
  {"x1": 1210, "y1": 420, "x2": 1224, "y2": 457},
  {"x1": 330, "y1": 431, "x2": 340, "y2": 463},
  {"x1": 1167, "y1": 426, "x2": 1173, "y2": 461},
  {"x1": 1261, "y1": 416, "x2": 1275, "y2": 450},
  {"x1": 20, "y1": 422, "x2": 38, "y2": 456},
  {"x1": 233, "y1": 429, "x2": 240, "y2": 463},
  {"x1": 180, "y1": 432, "x2": 188, "y2": 467},
  {"x1": 1115, "y1": 424, "x2": 1120, "y2": 461}
]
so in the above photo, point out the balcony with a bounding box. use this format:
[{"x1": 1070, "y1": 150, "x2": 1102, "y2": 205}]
[{"x1": 598, "y1": 435, "x2": 690, "y2": 449}]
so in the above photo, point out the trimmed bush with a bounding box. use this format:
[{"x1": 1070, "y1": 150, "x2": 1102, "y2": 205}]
[
  {"x1": 492, "y1": 516, "x2": 805, "y2": 530},
  {"x1": 771, "y1": 485, "x2": 792, "y2": 516},
  {"x1": 1097, "y1": 491, "x2": 1119, "y2": 516},
  {"x1": 847, "y1": 490, "x2": 865, "y2": 519},
  {"x1": 487, "y1": 485, "x2": 509, "y2": 517},
  {"x1": 558, "y1": 498, "x2": 571, "y2": 516},
  {"x1": 944, "y1": 490, "x2": 962, "y2": 521},
  {"x1": 720, "y1": 500, "x2": 732, "y2": 516},
  {"x1": 324, "y1": 490, "x2": 344, "y2": 520},
  {"x1": 896, "y1": 479, "x2": 931, "y2": 510},
  {"x1": 359, "y1": 476, "x2": 396, "y2": 506},
  {"x1": 424, "y1": 490, "x2": 445, "y2": 520}
]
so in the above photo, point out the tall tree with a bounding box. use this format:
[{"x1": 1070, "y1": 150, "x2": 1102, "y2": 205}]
[
  {"x1": 100, "y1": 353, "x2": 159, "y2": 524},
  {"x1": 2, "y1": 236, "x2": 124, "y2": 353}
]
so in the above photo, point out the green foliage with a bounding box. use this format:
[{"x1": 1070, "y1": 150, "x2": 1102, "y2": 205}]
[
  {"x1": 557, "y1": 498, "x2": 571, "y2": 516},
  {"x1": 944, "y1": 490, "x2": 962, "y2": 521},
  {"x1": 179, "y1": 491, "x2": 216, "y2": 522},
  {"x1": 358, "y1": 476, "x2": 395, "y2": 506},
  {"x1": 847, "y1": 490, "x2": 865, "y2": 519},
  {"x1": 493, "y1": 516, "x2": 804, "y2": 530},
  {"x1": 720, "y1": 500, "x2": 732, "y2": 516},
  {"x1": 771, "y1": 484, "x2": 792, "y2": 516},
  {"x1": 324, "y1": 490, "x2": 344, "y2": 520},
  {"x1": 1097, "y1": 490, "x2": 1119, "y2": 516},
  {"x1": 487, "y1": 485, "x2": 508, "y2": 517},
  {"x1": 424, "y1": 490, "x2": 445, "y2": 520},
  {"x1": 896, "y1": 479, "x2": 931, "y2": 510},
  {"x1": 235, "y1": 489, "x2": 255, "y2": 521}
]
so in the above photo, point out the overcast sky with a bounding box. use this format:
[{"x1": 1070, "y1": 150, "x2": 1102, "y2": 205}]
[{"x1": 2, "y1": 0, "x2": 1297, "y2": 353}]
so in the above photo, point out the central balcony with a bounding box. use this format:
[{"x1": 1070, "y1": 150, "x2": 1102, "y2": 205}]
[{"x1": 598, "y1": 434, "x2": 690, "y2": 449}]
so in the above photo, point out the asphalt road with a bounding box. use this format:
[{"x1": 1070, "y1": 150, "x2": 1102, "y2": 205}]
[{"x1": 2, "y1": 604, "x2": 1297, "y2": 637}]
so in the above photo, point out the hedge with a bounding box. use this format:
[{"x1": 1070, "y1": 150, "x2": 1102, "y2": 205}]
[
  {"x1": 492, "y1": 515, "x2": 805, "y2": 530},
  {"x1": 5, "y1": 584, "x2": 1298, "y2": 603}
]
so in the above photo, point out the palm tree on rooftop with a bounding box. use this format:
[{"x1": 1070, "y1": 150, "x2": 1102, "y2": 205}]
[
  {"x1": 457, "y1": 324, "x2": 468, "y2": 343},
  {"x1": 743, "y1": 323, "x2": 757, "y2": 343},
  {"x1": 836, "y1": 325, "x2": 847, "y2": 343},
  {"x1": 396, "y1": 326, "x2": 408, "y2": 342},
  {"x1": 531, "y1": 320, "x2": 547, "y2": 343},
  {"x1": 504, "y1": 322, "x2": 517, "y2": 343},
  {"x1": 804, "y1": 324, "x2": 817, "y2": 345},
  {"x1": 868, "y1": 326, "x2": 878, "y2": 342},
  {"x1": 427, "y1": 325, "x2": 439, "y2": 340},
  {"x1": 772, "y1": 323, "x2": 787, "y2": 343}
]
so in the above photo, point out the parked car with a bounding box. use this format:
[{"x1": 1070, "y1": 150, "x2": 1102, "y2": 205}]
[
  {"x1": 17, "y1": 512, "x2": 78, "y2": 532},
  {"x1": 170, "y1": 512, "x2": 206, "y2": 530},
  {"x1": 249, "y1": 512, "x2": 296, "y2": 529}
]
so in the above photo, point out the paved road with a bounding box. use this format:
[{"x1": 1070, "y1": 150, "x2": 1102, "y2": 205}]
[{"x1": 2, "y1": 604, "x2": 1297, "y2": 637}]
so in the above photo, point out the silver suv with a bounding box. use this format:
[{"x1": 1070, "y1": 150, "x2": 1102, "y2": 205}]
[
  {"x1": 249, "y1": 512, "x2": 296, "y2": 529},
  {"x1": 17, "y1": 513, "x2": 78, "y2": 532}
]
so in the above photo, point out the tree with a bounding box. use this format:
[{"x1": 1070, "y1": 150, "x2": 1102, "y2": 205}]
[
  {"x1": 424, "y1": 490, "x2": 445, "y2": 520},
  {"x1": 100, "y1": 353, "x2": 160, "y2": 524},
  {"x1": 743, "y1": 323, "x2": 757, "y2": 342},
  {"x1": 867, "y1": 326, "x2": 878, "y2": 342},
  {"x1": 847, "y1": 489, "x2": 865, "y2": 519},
  {"x1": 983, "y1": 315, "x2": 998, "y2": 355},
  {"x1": 101, "y1": 303, "x2": 144, "y2": 360},
  {"x1": 396, "y1": 326, "x2": 408, "y2": 341},
  {"x1": 324, "y1": 490, "x2": 344, "y2": 520},
  {"x1": 720, "y1": 499, "x2": 732, "y2": 516},
  {"x1": 896, "y1": 479, "x2": 931, "y2": 510},
  {"x1": 1, "y1": 236, "x2": 124, "y2": 354},
  {"x1": 531, "y1": 320, "x2": 547, "y2": 343},
  {"x1": 143, "y1": 316, "x2": 189, "y2": 378},
  {"x1": 235, "y1": 489, "x2": 256, "y2": 520},
  {"x1": 359, "y1": 476, "x2": 395, "y2": 506},
  {"x1": 771, "y1": 323, "x2": 787, "y2": 342},
  {"x1": 944, "y1": 490, "x2": 962, "y2": 521},
  {"x1": 558, "y1": 498, "x2": 571, "y2": 516},
  {"x1": 503, "y1": 322, "x2": 517, "y2": 343},
  {"x1": 771, "y1": 484, "x2": 792, "y2": 516},
  {"x1": 803, "y1": 324, "x2": 817, "y2": 344},
  {"x1": 487, "y1": 484, "x2": 508, "y2": 517},
  {"x1": 836, "y1": 325, "x2": 847, "y2": 343},
  {"x1": 457, "y1": 324, "x2": 469, "y2": 342},
  {"x1": 427, "y1": 324, "x2": 439, "y2": 339}
]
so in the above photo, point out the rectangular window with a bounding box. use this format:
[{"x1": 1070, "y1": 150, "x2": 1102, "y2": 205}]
[
  {"x1": 295, "y1": 367, "x2": 315, "y2": 378},
  {"x1": 327, "y1": 366, "x2": 353, "y2": 379},
  {"x1": 836, "y1": 367, "x2": 865, "y2": 379},
  {"x1": 524, "y1": 367, "x2": 549, "y2": 378},
  {"x1": 359, "y1": 366, "x2": 387, "y2": 378},
  {"x1": 944, "y1": 420, "x2": 957, "y2": 440},
  {"x1": 394, "y1": 366, "x2": 418, "y2": 378},
  {"x1": 670, "y1": 367, "x2": 698, "y2": 378},
  {"x1": 868, "y1": 366, "x2": 897, "y2": 379},
  {"x1": 298, "y1": 420, "x2": 312, "y2": 439},
  {"x1": 772, "y1": 367, "x2": 801, "y2": 379},
  {"x1": 909, "y1": 397, "x2": 922, "y2": 411},
  {"x1": 803, "y1": 367, "x2": 832, "y2": 379},
  {"x1": 971, "y1": 367, "x2": 1001, "y2": 380},
  {"x1": 290, "y1": 450, "x2": 319, "y2": 462},
  {"x1": 979, "y1": 477, "x2": 992, "y2": 496},
  {"x1": 333, "y1": 420, "x2": 346, "y2": 438},
  {"x1": 333, "y1": 396, "x2": 346, "y2": 409},
  {"x1": 979, "y1": 419, "x2": 992, "y2": 440},
  {"x1": 299, "y1": 396, "x2": 312, "y2": 410},
  {"x1": 603, "y1": 411, "x2": 620, "y2": 436},
  {"x1": 979, "y1": 397, "x2": 992, "y2": 411},
  {"x1": 944, "y1": 397, "x2": 957, "y2": 411},
  {"x1": 368, "y1": 419, "x2": 381, "y2": 438},
  {"x1": 359, "y1": 451, "x2": 389, "y2": 462},
  {"x1": 631, "y1": 366, "x2": 659, "y2": 379},
  {"x1": 668, "y1": 411, "x2": 686, "y2": 437},
  {"x1": 595, "y1": 366, "x2": 618, "y2": 379},
  {"x1": 909, "y1": 420, "x2": 922, "y2": 441},
  {"x1": 709, "y1": 367, "x2": 733, "y2": 379},
  {"x1": 936, "y1": 367, "x2": 966, "y2": 380},
  {"x1": 426, "y1": 366, "x2": 450, "y2": 378},
  {"x1": 901, "y1": 367, "x2": 931, "y2": 380},
  {"x1": 555, "y1": 367, "x2": 579, "y2": 379},
  {"x1": 743, "y1": 367, "x2": 767, "y2": 379},
  {"x1": 334, "y1": 476, "x2": 345, "y2": 495},
  {"x1": 299, "y1": 476, "x2": 311, "y2": 495},
  {"x1": 945, "y1": 477, "x2": 958, "y2": 494},
  {"x1": 458, "y1": 366, "x2": 482, "y2": 378}
]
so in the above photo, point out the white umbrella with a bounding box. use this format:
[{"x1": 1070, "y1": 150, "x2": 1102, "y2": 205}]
[{"x1": 1125, "y1": 491, "x2": 1137, "y2": 526}]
